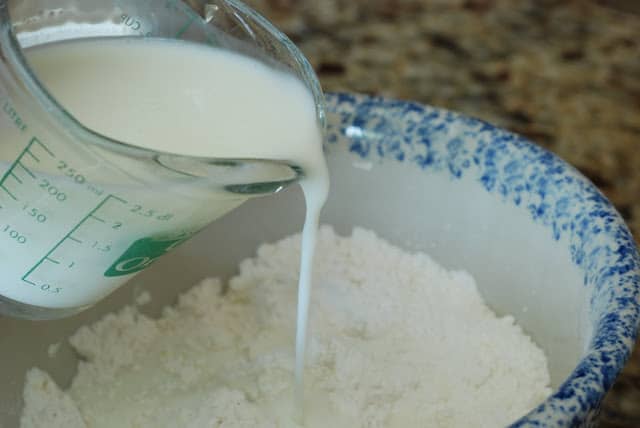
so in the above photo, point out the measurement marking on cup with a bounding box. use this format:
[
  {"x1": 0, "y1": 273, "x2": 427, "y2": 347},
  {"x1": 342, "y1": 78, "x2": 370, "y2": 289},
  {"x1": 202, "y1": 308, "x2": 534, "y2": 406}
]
[
  {"x1": 9, "y1": 172, "x2": 22, "y2": 184},
  {"x1": 22, "y1": 194, "x2": 127, "y2": 288},
  {"x1": 175, "y1": 16, "x2": 195, "y2": 38},
  {"x1": 24, "y1": 149, "x2": 40, "y2": 163},
  {"x1": 30, "y1": 137, "x2": 55, "y2": 157},
  {"x1": 0, "y1": 137, "x2": 55, "y2": 204},
  {"x1": 0, "y1": 184, "x2": 17, "y2": 200},
  {"x1": 163, "y1": 0, "x2": 196, "y2": 39},
  {"x1": 17, "y1": 161, "x2": 35, "y2": 178}
]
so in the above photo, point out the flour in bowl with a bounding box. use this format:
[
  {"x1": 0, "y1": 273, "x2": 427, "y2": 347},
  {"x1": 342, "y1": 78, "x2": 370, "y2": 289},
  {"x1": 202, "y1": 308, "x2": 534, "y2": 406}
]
[{"x1": 21, "y1": 226, "x2": 551, "y2": 427}]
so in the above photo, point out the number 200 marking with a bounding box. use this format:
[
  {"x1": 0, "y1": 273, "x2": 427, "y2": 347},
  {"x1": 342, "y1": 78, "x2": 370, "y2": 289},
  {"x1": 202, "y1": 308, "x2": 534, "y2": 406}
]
[{"x1": 39, "y1": 179, "x2": 67, "y2": 201}]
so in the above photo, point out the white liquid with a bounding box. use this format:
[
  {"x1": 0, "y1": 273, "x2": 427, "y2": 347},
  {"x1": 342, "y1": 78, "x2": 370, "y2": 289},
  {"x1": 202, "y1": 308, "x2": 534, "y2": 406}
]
[{"x1": 26, "y1": 38, "x2": 328, "y2": 420}]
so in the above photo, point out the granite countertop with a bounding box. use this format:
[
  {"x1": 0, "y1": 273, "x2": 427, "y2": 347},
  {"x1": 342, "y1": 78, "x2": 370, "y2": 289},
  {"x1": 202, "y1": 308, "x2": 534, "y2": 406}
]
[{"x1": 247, "y1": 0, "x2": 640, "y2": 425}]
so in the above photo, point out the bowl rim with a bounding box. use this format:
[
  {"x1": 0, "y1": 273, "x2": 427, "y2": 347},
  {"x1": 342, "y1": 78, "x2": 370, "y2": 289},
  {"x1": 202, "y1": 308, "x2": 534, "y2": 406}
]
[{"x1": 324, "y1": 92, "x2": 640, "y2": 427}]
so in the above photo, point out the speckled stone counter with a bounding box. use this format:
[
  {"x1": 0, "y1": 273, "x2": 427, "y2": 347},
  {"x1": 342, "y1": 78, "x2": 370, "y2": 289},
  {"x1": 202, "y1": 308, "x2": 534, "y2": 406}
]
[{"x1": 246, "y1": 0, "x2": 640, "y2": 425}]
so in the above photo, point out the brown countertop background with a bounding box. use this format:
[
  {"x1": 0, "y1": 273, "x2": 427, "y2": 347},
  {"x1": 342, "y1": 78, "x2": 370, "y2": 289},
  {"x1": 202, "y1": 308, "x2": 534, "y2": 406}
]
[{"x1": 246, "y1": 0, "x2": 640, "y2": 426}]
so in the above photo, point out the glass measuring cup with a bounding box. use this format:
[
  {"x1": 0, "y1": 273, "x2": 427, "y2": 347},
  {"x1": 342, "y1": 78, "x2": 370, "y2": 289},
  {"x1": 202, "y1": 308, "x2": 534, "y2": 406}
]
[{"x1": 0, "y1": 0, "x2": 324, "y2": 320}]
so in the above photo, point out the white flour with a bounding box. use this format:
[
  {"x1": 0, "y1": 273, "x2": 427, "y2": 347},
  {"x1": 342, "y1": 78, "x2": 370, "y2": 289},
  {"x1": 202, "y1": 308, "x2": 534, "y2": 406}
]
[{"x1": 21, "y1": 226, "x2": 551, "y2": 427}]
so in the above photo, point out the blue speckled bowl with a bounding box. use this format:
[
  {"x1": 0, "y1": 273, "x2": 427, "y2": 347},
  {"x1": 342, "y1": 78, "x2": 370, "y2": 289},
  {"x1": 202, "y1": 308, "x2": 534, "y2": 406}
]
[
  {"x1": 0, "y1": 93, "x2": 638, "y2": 427},
  {"x1": 322, "y1": 92, "x2": 640, "y2": 427}
]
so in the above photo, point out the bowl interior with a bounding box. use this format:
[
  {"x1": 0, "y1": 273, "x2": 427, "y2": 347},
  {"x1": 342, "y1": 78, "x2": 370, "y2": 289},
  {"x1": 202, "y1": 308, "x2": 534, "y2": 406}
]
[{"x1": 0, "y1": 93, "x2": 637, "y2": 427}]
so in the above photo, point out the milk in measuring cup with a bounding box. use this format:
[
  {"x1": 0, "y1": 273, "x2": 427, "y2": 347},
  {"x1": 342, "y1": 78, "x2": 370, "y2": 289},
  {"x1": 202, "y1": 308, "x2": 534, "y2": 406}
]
[{"x1": 0, "y1": 38, "x2": 328, "y2": 315}]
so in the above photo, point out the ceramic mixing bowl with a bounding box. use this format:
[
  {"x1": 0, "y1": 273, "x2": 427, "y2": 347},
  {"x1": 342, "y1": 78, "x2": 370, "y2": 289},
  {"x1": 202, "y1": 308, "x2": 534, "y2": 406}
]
[{"x1": 1, "y1": 93, "x2": 638, "y2": 427}]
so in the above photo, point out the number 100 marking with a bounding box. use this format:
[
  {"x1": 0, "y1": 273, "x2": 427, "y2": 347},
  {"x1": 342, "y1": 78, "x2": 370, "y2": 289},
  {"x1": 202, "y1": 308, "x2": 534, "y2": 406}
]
[{"x1": 3, "y1": 225, "x2": 26, "y2": 243}]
